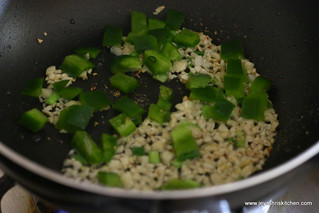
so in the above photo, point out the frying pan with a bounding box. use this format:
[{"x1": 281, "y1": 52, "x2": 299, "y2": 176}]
[{"x1": 0, "y1": 0, "x2": 319, "y2": 212}]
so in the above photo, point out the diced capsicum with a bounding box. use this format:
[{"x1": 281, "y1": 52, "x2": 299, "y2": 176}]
[
  {"x1": 148, "y1": 104, "x2": 170, "y2": 124},
  {"x1": 189, "y1": 86, "x2": 223, "y2": 103},
  {"x1": 57, "y1": 87, "x2": 82, "y2": 100},
  {"x1": 133, "y1": 34, "x2": 158, "y2": 53},
  {"x1": 162, "y1": 179, "x2": 200, "y2": 190},
  {"x1": 71, "y1": 130, "x2": 103, "y2": 164},
  {"x1": 53, "y1": 80, "x2": 70, "y2": 92},
  {"x1": 132, "y1": 146, "x2": 145, "y2": 156},
  {"x1": 109, "y1": 72, "x2": 139, "y2": 94},
  {"x1": 74, "y1": 46, "x2": 101, "y2": 59},
  {"x1": 60, "y1": 54, "x2": 95, "y2": 78},
  {"x1": 165, "y1": 9, "x2": 185, "y2": 30},
  {"x1": 158, "y1": 85, "x2": 173, "y2": 102},
  {"x1": 79, "y1": 90, "x2": 111, "y2": 111},
  {"x1": 172, "y1": 29, "x2": 200, "y2": 48},
  {"x1": 186, "y1": 74, "x2": 212, "y2": 89},
  {"x1": 19, "y1": 108, "x2": 48, "y2": 132},
  {"x1": 109, "y1": 113, "x2": 136, "y2": 137},
  {"x1": 102, "y1": 25, "x2": 123, "y2": 47},
  {"x1": 224, "y1": 75, "x2": 245, "y2": 99},
  {"x1": 250, "y1": 76, "x2": 271, "y2": 93},
  {"x1": 131, "y1": 11, "x2": 147, "y2": 34},
  {"x1": 110, "y1": 55, "x2": 142, "y2": 74},
  {"x1": 171, "y1": 124, "x2": 200, "y2": 161},
  {"x1": 21, "y1": 77, "x2": 44, "y2": 98},
  {"x1": 226, "y1": 59, "x2": 248, "y2": 82},
  {"x1": 112, "y1": 96, "x2": 145, "y2": 124},
  {"x1": 241, "y1": 93, "x2": 268, "y2": 121},
  {"x1": 148, "y1": 28, "x2": 174, "y2": 48},
  {"x1": 202, "y1": 98, "x2": 234, "y2": 122},
  {"x1": 161, "y1": 41, "x2": 182, "y2": 61},
  {"x1": 149, "y1": 151, "x2": 160, "y2": 164},
  {"x1": 144, "y1": 50, "x2": 172, "y2": 75},
  {"x1": 45, "y1": 92, "x2": 60, "y2": 105},
  {"x1": 148, "y1": 17, "x2": 165, "y2": 30},
  {"x1": 56, "y1": 105, "x2": 94, "y2": 132},
  {"x1": 221, "y1": 40, "x2": 245, "y2": 61},
  {"x1": 101, "y1": 133, "x2": 117, "y2": 163},
  {"x1": 97, "y1": 172, "x2": 122, "y2": 187}
]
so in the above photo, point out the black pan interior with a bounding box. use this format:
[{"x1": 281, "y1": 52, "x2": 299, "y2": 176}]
[{"x1": 0, "y1": 0, "x2": 319, "y2": 173}]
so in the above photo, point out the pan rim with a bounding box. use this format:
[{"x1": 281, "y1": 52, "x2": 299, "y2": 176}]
[{"x1": 0, "y1": 140, "x2": 318, "y2": 199}]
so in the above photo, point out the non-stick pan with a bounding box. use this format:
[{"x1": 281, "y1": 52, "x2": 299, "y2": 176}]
[{"x1": 0, "y1": 0, "x2": 319, "y2": 212}]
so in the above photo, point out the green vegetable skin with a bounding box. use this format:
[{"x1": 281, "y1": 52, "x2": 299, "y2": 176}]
[
  {"x1": 101, "y1": 133, "x2": 117, "y2": 163},
  {"x1": 74, "y1": 46, "x2": 101, "y2": 59},
  {"x1": 60, "y1": 54, "x2": 95, "y2": 78},
  {"x1": 149, "y1": 151, "x2": 160, "y2": 164},
  {"x1": 202, "y1": 99, "x2": 235, "y2": 122},
  {"x1": 57, "y1": 87, "x2": 83, "y2": 100},
  {"x1": 162, "y1": 179, "x2": 200, "y2": 190},
  {"x1": 189, "y1": 86, "x2": 223, "y2": 103},
  {"x1": 148, "y1": 104, "x2": 170, "y2": 124},
  {"x1": 109, "y1": 72, "x2": 139, "y2": 94},
  {"x1": 79, "y1": 90, "x2": 111, "y2": 111},
  {"x1": 56, "y1": 105, "x2": 94, "y2": 132},
  {"x1": 221, "y1": 40, "x2": 245, "y2": 60},
  {"x1": 71, "y1": 131, "x2": 103, "y2": 164},
  {"x1": 144, "y1": 50, "x2": 172, "y2": 75},
  {"x1": 98, "y1": 172, "x2": 122, "y2": 187},
  {"x1": 21, "y1": 77, "x2": 44, "y2": 98},
  {"x1": 112, "y1": 96, "x2": 145, "y2": 124},
  {"x1": 45, "y1": 92, "x2": 60, "y2": 105},
  {"x1": 103, "y1": 25, "x2": 123, "y2": 47},
  {"x1": 132, "y1": 146, "x2": 145, "y2": 156},
  {"x1": 109, "y1": 113, "x2": 136, "y2": 137},
  {"x1": 171, "y1": 124, "x2": 200, "y2": 161},
  {"x1": 53, "y1": 80, "x2": 70, "y2": 92},
  {"x1": 131, "y1": 11, "x2": 147, "y2": 34},
  {"x1": 133, "y1": 34, "x2": 158, "y2": 53},
  {"x1": 241, "y1": 93, "x2": 268, "y2": 121},
  {"x1": 19, "y1": 108, "x2": 48, "y2": 132},
  {"x1": 148, "y1": 17, "x2": 165, "y2": 30},
  {"x1": 110, "y1": 55, "x2": 142, "y2": 74},
  {"x1": 173, "y1": 29, "x2": 200, "y2": 47},
  {"x1": 165, "y1": 9, "x2": 185, "y2": 30},
  {"x1": 186, "y1": 74, "x2": 212, "y2": 89},
  {"x1": 148, "y1": 28, "x2": 173, "y2": 48},
  {"x1": 161, "y1": 41, "x2": 182, "y2": 61},
  {"x1": 250, "y1": 76, "x2": 271, "y2": 93}
]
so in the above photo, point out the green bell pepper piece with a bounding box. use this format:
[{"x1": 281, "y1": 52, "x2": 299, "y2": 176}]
[
  {"x1": 19, "y1": 108, "x2": 48, "y2": 133},
  {"x1": 250, "y1": 76, "x2": 271, "y2": 93},
  {"x1": 112, "y1": 96, "x2": 145, "y2": 125},
  {"x1": 148, "y1": 104, "x2": 170, "y2": 124},
  {"x1": 226, "y1": 59, "x2": 248, "y2": 82},
  {"x1": 172, "y1": 29, "x2": 200, "y2": 48},
  {"x1": 56, "y1": 105, "x2": 94, "y2": 132},
  {"x1": 133, "y1": 34, "x2": 158, "y2": 53},
  {"x1": 148, "y1": 28, "x2": 174, "y2": 48},
  {"x1": 57, "y1": 87, "x2": 82, "y2": 100},
  {"x1": 221, "y1": 40, "x2": 245, "y2": 61},
  {"x1": 71, "y1": 130, "x2": 103, "y2": 164},
  {"x1": 102, "y1": 25, "x2": 123, "y2": 47},
  {"x1": 189, "y1": 86, "x2": 223, "y2": 103},
  {"x1": 148, "y1": 17, "x2": 165, "y2": 30},
  {"x1": 132, "y1": 146, "x2": 145, "y2": 156},
  {"x1": 162, "y1": 179, "x2": 200, "y2": 190},
  {"x1": 224, "y1": 75, "x2": 245, "y2": 99},
  {"x1": 186, "y1": 74, "x2": 212, "y2": 89},
  {"x1": 171, "y1": 124, "x2": 200, "y2": 161},
  {"x1": 45, "y1": 92, "x2": 60, "y2": 105},
  {"x1": 101, "y1": 133, "x2": 117, "y2": 163},
  {"x1": 79, "y1": 90, "x2": 111, "y2": 111},
  {"x1": 98, "y1": 172, "x2": 122, "y2": 187},
  {"x1": 21, "y1": 77, "x2": 44, "y2": 98},
  {"x1": 109, "y1": 72, "x2": 139, "y2": 94},
  {"x1": 161, "y1": 41, "x2": 182, "y2": 61},
  {"x1": 131, "y1": 11, "x2": 147, "y2": 34},
  {"x1": 52, "y1": 80, "x2": 70, "y2": 92},
  {"x1": 144, "y1": 50, "x2": 172, "y2": 75},
  {"x1": 110, "y1": 55, "x2": 142, "y2": 74},
  {"x1": 241, "y1": 93, "x2": 268, "y2": 121},
  {"x1": 165, "y1": 9, "x2": 185, "y2": 30},
  {"x1": 149, "y1": 151, "x2": 160, "y2": 164},
  {"x1": 74, "y1": 46, "x2": 101, "y2": 59},
  {"x1": 109, "y1": 113, "x2": 136, "y2": 137},
  {"x1": 202, "y1": 98, "x2": 234, "y2": 122},
  {"x1": 60, "y1": 54, "x2": 95, "y2": 78}
]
